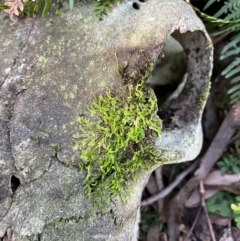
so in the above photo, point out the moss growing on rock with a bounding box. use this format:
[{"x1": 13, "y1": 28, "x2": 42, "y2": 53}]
[
  {"x1": 73, "y1": 52, "x2": 163, "y2": 209},
  {"x1": 198, "y1": 78, "x2": 211, "y2": 108}
]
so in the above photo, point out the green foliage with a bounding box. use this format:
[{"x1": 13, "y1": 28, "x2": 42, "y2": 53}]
[
  {"x1": 3, "y1": 0, "x2": 56, "y2": 20},
  {"x1": 231, "y1": 196, "x2": 240, "y2": 229},
  {"x1": 73, "y1": 78, "x2": 163, "y2": 209},
  {"x1": 140, "y1": 212, "x2": 162, "y2": 233},
  {"x1": 42, "y1": 0, "x2": 51, "y2": 17},
  {"x1": 196, "y1": 0, "x2": 240, "y2": 104},
  {"x1": 2, "y1": 0, "x2": 124, "y2": 20},
  {"x1": 206, "y1": 191, "x2": 235, "y2": 217},
  {"x1": 69, "y1": 0, "x2": 73, "y2": 10},
  {"x1": 204, "y1": 0, "x2": 240, "y2": 20},
  {"x1": 93, "y1": 0, "x2": 124, "y2": 19},
  {"x1": 217, "y1": 154, "x2": 240, "y2": 174},
  {"x1": 0, "y1": 3, "x2": 9, "y2": 10}
]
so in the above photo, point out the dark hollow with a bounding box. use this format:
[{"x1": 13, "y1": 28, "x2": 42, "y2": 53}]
[
  {"x1": 132, "y1": 2, "x2": 140, "y2": 9},
  {"x1": 11, "y1": 175, "x2": 21, "y2": 193}
]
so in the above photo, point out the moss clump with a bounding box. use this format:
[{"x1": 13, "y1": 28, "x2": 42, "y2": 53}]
[
  {"x1": 73, "y1": 61, "x2": 162, "y2": 209},
  {"x1": 198, "y1": 78, "x2": 211, "y2": 108}
]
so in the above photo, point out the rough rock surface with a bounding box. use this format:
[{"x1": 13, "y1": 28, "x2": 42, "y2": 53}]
[{"x1": 0, "y1": 0, "x2": 213, "y2": 240}]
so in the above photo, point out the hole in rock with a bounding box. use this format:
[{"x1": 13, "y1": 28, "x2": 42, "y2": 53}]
[
  {"x1": 139, "y1": 0, "x2": 146, "y2": 2},
  {"x1": 132, "y1": 2, "x2": 140, "y2": 9},
  {"x1": 146, "y1": 32, "x2": 188, "y2": 120},
  {"x1": 11, "y1": 175, "x2": 21, "y2": 193}
]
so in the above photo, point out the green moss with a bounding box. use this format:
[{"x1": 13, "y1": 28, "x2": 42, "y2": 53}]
[
  {"x1": 50, "y1": 143, "x2": 60, "y2": 153},
  {"x1": 73, "y1": 53, "x2": 163, "y2": 208},
  {"x1": 199, "y1": 91, "x2": 209, "y2": 108},
  {"x1": 198, "y1": 78, "x2": 211, "y2": 108},
  {"x1": 206, "y1": 42, "x2": 213, "y2": 49}
]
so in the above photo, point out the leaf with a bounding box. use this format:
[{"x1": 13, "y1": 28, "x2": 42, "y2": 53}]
[
  {"x1": 201, "y1": 0, "x2": 240, "y2": 114},
  {"x1": 206, "y1": 191, "x2": 234, "y2": 217},
  {"x1": 69, "y1": 0, "x2": 74, "y2": 10},
  {"x1": 228, "y1": 84, "x2": 240, "y2": 94},
  {"x1": 231, "y1": 76, "x2": 240, "y2": 84},
  {"x1": 42, "y1": 0, "x2": 51, "y2": 17},
  {"x1": 221, "y1": 166, "x2": 229, "y2": 173},
  {"x1": 221, "y1": 32, "x2": 240, "y2": 55},
  {"x1": 221, "y1": 58, "x2": 240, "y2": 76},
  {"x1": 231, "y1": 203, "x2": 240, "y2": 214},
  {"x1": 27, "y1": 0, "x2": 34, "y2": 17},
  {"x1": 232, "y1": 165, "x2": 240, "y2": 174},
  {"x1": 4, "y1": 0, "x2": 25, "y2": 21},
  {"x1": 203, "y1": 0, "x2": 216, "y2": 11},
  {"x1": 33, "y1": 0, "x2": 42, "y2": 13}
]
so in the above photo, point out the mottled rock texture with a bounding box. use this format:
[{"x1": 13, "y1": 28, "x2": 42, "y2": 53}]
[{"x1": 0, "y1": 0, "x2": 212, "y2": 240}]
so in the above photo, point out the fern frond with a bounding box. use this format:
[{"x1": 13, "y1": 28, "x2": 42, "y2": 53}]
[
  {"x1": 94, "y1": 0, "x2": 111, "y2": 19},
  {"x1": 228, "y1": 83, "x2": 240, "y2": 104},
  {"x1": 198, "y1": 0, "x2": 240, "y2": 104},
  {"x1": 4, "y1": 0, "x2": 27, "y2": 21},
  {"x1": 33, "y1": 0, "x2": 42, "y2": 14},
  {"x1": 195, "y1": 8, "x2": 240, "y2": 33},
  {"x1": 42, "y1": 0, "x2": 51, "y2": 17},
  {"x1": 2, "y1": 0, "x2": 124, "y2": 20},
  {"x1": 214, "y1": 0, "x2": 240, "y2": 19},
  {"x1": 27, "y1": 0, "x2": 34, "y2": 17},
  {"x1": 93, "y1": 0, "x2": 124, "y2": 19},
  {"x1": 221, "y1": 58, "x2": 240, "y2": 77},
  {"x1": 3, "y1": 0, "x2": 53, "y2": 19},
  {"x1": 230, "y1": 75, "x2": 240, "y2": 84},
  {"x1": 203, "y1": 0, "x2": 216, "y2": 11},
  {"x1": 214, "y1": 20, "x2": 240, "y2": 35},
  {"x1": 220, "y1": 32, "x2": 240, "y2": 59},
  {"x1": 225, "y1": 1, "x2": 240, "y2": 20},
  {"x1": 204, "y1": 0, "x2": 240, "y2": 20}
]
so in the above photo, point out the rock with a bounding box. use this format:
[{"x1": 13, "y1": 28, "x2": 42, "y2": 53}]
[{"x1": 0, "y1": 0, "x2": 213, "y2": 240}]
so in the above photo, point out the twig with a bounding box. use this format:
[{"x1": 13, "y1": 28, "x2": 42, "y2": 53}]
[
  {"x1": 228, "y1": 133, "x2": 240, "y2": 146},
  {"x1": 155, "y1": 166, "x2": 164, "y2": 213},
  {"x1": 176, "y1": 102, "x2": 240, "y2": 208},
  {"x1": 184, "y1": 206, "x2": 202, "y2": 241},
  {"x1": 200, "y1": 181, "x2": 216, "y2": 241},
  {"x1": 141, "y1": 160, "x2": 199, "y2": 206},
  {"x1": 195, "y1": 101, "x2": 240, "y2": 180},
  {"x1": 167, "y1": 198, "x2": 180, "y2": 241}
]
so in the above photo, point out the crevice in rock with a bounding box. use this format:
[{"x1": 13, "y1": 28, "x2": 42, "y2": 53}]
[
  {"x1": 25, "y1": 158, "x2": 53, "y2": 184},
  {"x1": 7, "y1": 20, "x2": 36, "y2": 169},
  {"x1": 1, "y1": 19, "x2": 36, "y2": 89},
  {"x1": 22, "y1": 153, "x2": 77, "y2": 185},
  {"x1": 110, "y1": 209, "x2": 117, "y2": 226},
  {"x1": 53, "y1": 152, "x2": 79, "y2": 171},
  {"x1": 10, "y1": 175, "x2": 21, "y2": 193},
  {"x1": 16, "y1": 88, "x2": 27, "y2": 96},
  {"x1": 0, "y1": 19, "x2": 37, "y2": 186},
  {"x1": 27, "y1": 233, "x2": 41, "y2": 241},
  {"x1": 47, "y1": 215, "x2": 87, "y2": 228},
  {"x1": 0, "y1": 228, "x2": 12, "y2": 241}
]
